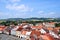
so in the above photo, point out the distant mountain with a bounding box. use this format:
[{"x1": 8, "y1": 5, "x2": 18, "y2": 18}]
[
  {"x1": 0, "y1": 17, "x2": 60, "y2": 21},
  {"x1": 7, "y1": 18, "x2": 23, "y2": 21}
]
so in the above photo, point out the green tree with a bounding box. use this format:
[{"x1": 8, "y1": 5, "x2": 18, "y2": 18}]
[{"x1": 55, "y1": 23, "x2": 60, "y2": 27}]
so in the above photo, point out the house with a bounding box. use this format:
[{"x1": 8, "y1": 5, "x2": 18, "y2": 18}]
[
  {"x1": 23, "y1": 25, "x2": 28, "y2": 28},
  {"x1": 22, "y1": 24, "x2": 31, "y2": 29},
  {"x1": 0, "y1": 26, "x2": 6, "y2": 33},
  {"x1": 35, "y1": 23, "x2": 45, "y2": 30},
  {"x1": 40, "y1": 33, "x2": 55, "y2": 40},
  {"x1": 39, "y1": 27, "x2": 49, "y2": 34},
  {"x1": 11, "y1": 26, "x2": 20, "y2": 36},
  {"x1": 16, "y1": 27, "x2": 23, "y2": 38},
  {"x1": 16, "y1": 31, "x2": 21, "y2": 38},
  {"x1": 20, "y1": 29, "x2": 27, "y2": 38},
  {"x1": 44, "y1": 22, "x2": 55, "y2": 27},
  {"x1": 18, "y1": 29, "x2": 31, "y2": 40},
  {"x1": 47, "y1": 27, "x2": 53, "y2": 31},
  {"x1": 54, "y1": 37, "x2": 60, "y2": 40},
  {"x1": 25, "y1": 30, "x2": 32, "y2": 40},
  {"x1": 39, "y1": 28, "x2": 47, "y2": 34},
  {"x1": 36, "y1": 23, "x2": 43, "y2": 26},
  {"x1": 3, "y1": 26, "x2": 14, "y2": 35},
  {"x1": 49, "y1": 30, "x2": 59, "y2": 38},
  {"x1": 29, "y1": 24, "x2": 33, "y2": 26},
  {"x1": 31, "y1": 26, "x2": 36, "y2": 29},
  {"x1": 30, "y1": 29, "x2": 41, "y2": 40},
  {"x1": 36, "y1": 25, "x2": 43, "y2": 30},
  {"x1": 54, "y1": 27, "x2": 60, "y2": 32}
]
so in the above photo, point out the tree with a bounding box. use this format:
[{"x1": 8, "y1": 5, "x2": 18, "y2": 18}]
[{"x1": 55, "y1": 23, "x2": 60, "y2": 27}]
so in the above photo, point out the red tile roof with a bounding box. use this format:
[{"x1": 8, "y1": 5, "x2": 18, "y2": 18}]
[
  {"x1": 36, "y1": 26, "x2": 43, "y2": 29},
  {"x1": 49, "y1": 22, "x2": 55, "y2": 25},
  {"x1": 47, "y1": 27, "x2": 53, "y2": 30},
  {"x1": 16, "y1": 27, "x2": 23, "y2": 31},
  {"x1": 32, "y1": 25, "x2": 43, "y2": 29},
  {"x1": 41, "y1": 34, "x2": 55, "y2": 40},
  {"x1": 0, "y1": 27, "x2": 6, "y2": 31},
  {"x1": 31, "y1": 26, "x2": 36, "y2": 29},
  {"x1": 21, "y1": 30, "x2": 27, "y2": 35},
  {"x1": 30, "y1": 30, "x2": 41, "y2": 37},
  {"x1": 53, "y1": 29, "x2": 59, "y2": 34},
  {"x1": 30, "y1": 36, "x2": 35, "y2": 40},
  {"x1": 55, "y1": 27, "x2": 60, "y2": 30}
]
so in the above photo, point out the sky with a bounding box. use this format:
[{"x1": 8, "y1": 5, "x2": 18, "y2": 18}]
[{"x1": 0, "y1": 0, "x2": 60, "y2": 19}]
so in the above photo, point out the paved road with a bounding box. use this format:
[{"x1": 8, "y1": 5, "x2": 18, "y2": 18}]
[{"x1": 0, "y1": 34, "x2": 21, "y2": 40}]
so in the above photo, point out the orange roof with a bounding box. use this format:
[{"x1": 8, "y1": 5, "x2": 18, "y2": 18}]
[
  {"x1": 30, "y1": 30, "x2": 41, "y2": 37},
  {"x1": 47, "y1": 27, "x2": 53, "y2": 30},
  {"x1": 0, "y1": 27, "x2": 6, "y2": 31},
  {"x1": 31, "y1": 26, "x2": 36, "y2": 29},
  {"x1": 53, "y1": 29, "x2": 59, "y2": 34},
  {"x1": 35, "y1": 30, "x2": 41, "y2": 36},
  {"x1": 36, "y1": 26, "x2": 43, "y2": 29},
  {"x1": 49, "y1": 22, "x2": 55, "y2": 25},
  {"x1": 0, "y1": 26, "x2": 5, "y2": 27},
  {"x1": 54, "y1": 27, "x2": 60, "y2": 30},
  {"x1": 41, "y1": 34, "x2": 55, "y2": 40},
  {"x1": 32, "y1": 25, "x2": 43, "y2": 29},
  {"x1": 30, "y1": 30, "x2": 35, "y2": 36},
  {"x1": 21, "y1": 30, "x2": 27, "y2": 35},
  {"x1": 16, "y1": 27, "x2": 23, "y2": 31}
]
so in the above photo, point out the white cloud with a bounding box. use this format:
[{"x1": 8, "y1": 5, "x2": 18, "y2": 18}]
[{"x1": 6, "y1": 4, "x2": 33, "y2": 12}]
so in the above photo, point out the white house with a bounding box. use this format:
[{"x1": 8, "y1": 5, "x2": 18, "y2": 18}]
[
  {"x1": 11, "y1": 26, "x2": 19, "y2": 36},
  {"x1": 44, "y1": 22, "x2": 55, "y2": 27},
  {"x1": 39, "y1": 28, "x2": 46, "y2": 34},
  {"x1": 49, "y1": 30, "x2": 59, "y2": 38}
]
